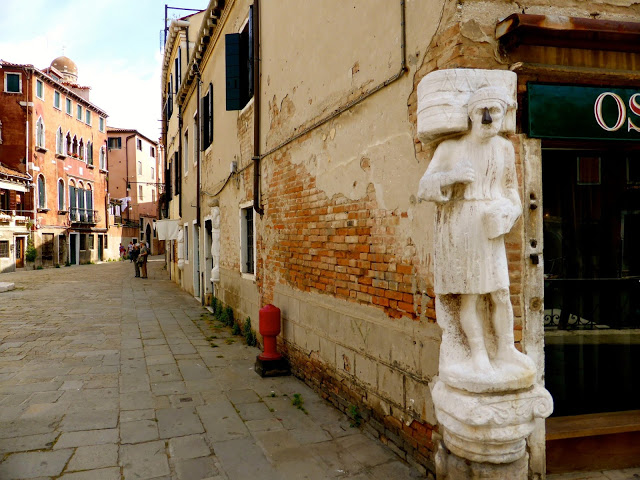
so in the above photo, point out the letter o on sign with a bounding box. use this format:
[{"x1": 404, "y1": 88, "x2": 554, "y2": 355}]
[{"x1": 594, "y1": 92, "x2": 626, "y2": 132}]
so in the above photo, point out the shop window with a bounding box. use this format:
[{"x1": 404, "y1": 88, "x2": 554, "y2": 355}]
[
  {"x1": 626, "y1": 157, "x2": 640, "y2": 184},
  {"x1": 66, "y1": 98, "x2": 72, "y2": 115},
  {"x1": 0, "y1": 240, "x2": 9, "y2": 258},
  {"x1": 225, "y1": 7, "x2": 253, "y2": 111},
  {"x1": 54, "y1": 91, "x2": 61, "y2": 109},
  {"x1": 240, "y1": 205, "x2": 255, "y2": 275},
  {"x1": 108, "y1": 137, "x2": 121, "y2": 149},
  {"x1": 577, "y1": 156, "x2": 601, "y2": 185},
  {"x1": 5, "y1": 72, "x2": 21, "y2": 93},
  {"x1": 543, "y1": 149, "x2": 640, "y2": 418},
  {"x1": 36, "y1": 80, "x2": 44, "y2": 100}
]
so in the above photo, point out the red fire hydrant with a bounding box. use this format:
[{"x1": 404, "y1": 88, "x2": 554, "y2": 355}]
[{"x1": 258, "y1": 304, "x2": 282, "y2": 361}]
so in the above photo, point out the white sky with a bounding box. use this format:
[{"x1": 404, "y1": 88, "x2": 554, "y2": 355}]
[{"x1": 0, "y1": 0, "x2": 205, "y2": 142}]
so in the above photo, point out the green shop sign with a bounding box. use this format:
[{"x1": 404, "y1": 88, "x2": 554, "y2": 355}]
[{"x1": 528, "y1": 83, "x2": 640, "y2": 141}]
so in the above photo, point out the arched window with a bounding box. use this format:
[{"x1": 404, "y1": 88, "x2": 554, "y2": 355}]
[
  {"x1": 99, "y1": 146, "x2": 106, "y2": 170},
  {"x1": 35, "y1": 117, "x2": 45, "y2": 149},
  {"x1": 57, "y1": 179, "x2": 65, "y2": 211},
  {"x1": 56, "y1": 127, "x2": 63, "y2": 154},
  {"x1": 37, "y1": 175, "x2": 46, "y2": 209},
  {"x1": 77, "y1": 181, "x2": 85, "y2": 222},
  {"x1": 72, "y1": 135, "x2": 78, "y2": 157},
  {"x1": 65, "y1": 132, "x2": 71, "y2": 156},
  {"x1": 79, "y1": 138, "x2": 84, "y2": 161},
  {"x1": 86, "y1": 141, "x2": 93, "y2": 165},
  {"x1": 69, "y1": 180, "x2": 77, "y2": 220}
]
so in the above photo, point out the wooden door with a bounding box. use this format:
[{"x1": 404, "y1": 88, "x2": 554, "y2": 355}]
[{"x1": 15, "y1": 237, "x2": 24, "y2": 268}]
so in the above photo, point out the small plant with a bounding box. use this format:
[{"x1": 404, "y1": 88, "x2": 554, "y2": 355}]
[
  {"x1": 291, "y1": 393, "x2": 308, "y2": 414},
  {"x1": 225, "y1": 338, "x2": 235, "y2": 345},
  {"x1": 348, "y1": 405, "x2": 362, "y2": 428},
  {"x1": 214, "y1": 299, "x2": 223, "y2": 319},
  {"x1": 211, "y1": 296, "x2": 219, "y2": 313},
  {"x1": 224, "y1": 306, "x2": 234, "y2": 327},
  {"x1": 65, "y1": 261, "x2": 71, "y2": 267},
  {"x1": 243, "y1": 317, "x2": 257, "y2": 346},
  {"x1": 25, "y1": 237, "x2": 37, "y2": 263},
  {"x1": 231, "y1": 322, "x2": 241, "y2": 336},
  {"x1": 36, "y1": 265, "x2": 43, "y2": 270},
  {"x1": 269, "y1": 391, "x2": 276, "y2": 398}
]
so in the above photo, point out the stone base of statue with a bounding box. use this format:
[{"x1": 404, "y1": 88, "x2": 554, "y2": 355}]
[
  {"x1": 436, "y1": 441, "x2": 529, "y2": 480},
  {"x1": 432, "y1": 381, "x2": 553, "y2": 465}
]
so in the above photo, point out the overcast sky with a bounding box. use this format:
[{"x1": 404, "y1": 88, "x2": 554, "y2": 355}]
[{"x1": 0, "y1": 0, "x2": 205, "y2": 141}]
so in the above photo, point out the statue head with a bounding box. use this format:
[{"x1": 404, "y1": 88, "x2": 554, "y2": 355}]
[{"x1": 468, "y1": 86, "x2": 513, "y2": 139}]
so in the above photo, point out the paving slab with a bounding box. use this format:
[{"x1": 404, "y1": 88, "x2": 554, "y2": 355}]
[
  {"x1": 0, "y1": 449, "x2": 73, "y2": 478},
  {"x1": 120, "y1": 440, "x2": 170, "y2": 479}
]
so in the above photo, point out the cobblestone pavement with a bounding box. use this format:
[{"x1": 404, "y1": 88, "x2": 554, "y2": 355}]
[{"x1": 0, "y1": 257, "x2": 424, "y2": 480}]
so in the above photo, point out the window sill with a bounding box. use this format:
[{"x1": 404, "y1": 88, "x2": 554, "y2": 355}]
[
  {"x1": 58, "y1": 210, "x2": 68, "y2": 215},
  {"x1": 4, "y1": 90, "x2": 22, "y2": 94},
  {"x1": 37, "y1": 208, "x2": 50, "y2": 213},
  {"x1": 35, "y1": 146, "x2": 48, "y2": 153},
  {"x1": 99, "y1": 169, "x2": 108, "y2": 174},
  {"x1": 241, "y1": 272, "x2": 256, "y2": 282},
  {"x1": 55, "y1": 153, "x2": 67, "y2": 160},
  {"x1": 86, "y1": 164, "x2": 95, "y2": 169}
]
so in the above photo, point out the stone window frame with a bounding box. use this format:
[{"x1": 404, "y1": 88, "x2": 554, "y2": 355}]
[
  {"x1": 53, "y1": 90, "x2": 61, "y2": 110},
  {"x1": 57, "y1": 178, "x2": 66, "y2": 212},
  {"x1": 65, "y1": 97, "x2": 72, "y2": 116},
  {"x1": 36, "y1": 79, "x2": 44, "y2": 100},
  {"x1": 37, "y1": 174, "x2": 46, "y2": 210},
  {"x1": 4, "y1": 72, "x2": 21, "y2": 93},
  {"x1": 35, "y1": 116, "x2": 46, "y2": 150},
  {"x1": 99, "y1": 146, "x2": 106, "y2": 171},
  {"x1": 239, "y1": 201, "x2": 256, "y2": 279}
]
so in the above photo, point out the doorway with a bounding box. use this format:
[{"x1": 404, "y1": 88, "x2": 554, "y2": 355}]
[
  {"x1": 98, "y1": 235, "x2": 104, "y2": 261},
  {"x1": 15, "y1": 236, "x2": 25, "y2": 268},
  {"x1": 193, "y1": 224, "x2": 200, "y2": 299},
  {"x1": 69, "y1": 233, "x2": 79, "y2": 265}
]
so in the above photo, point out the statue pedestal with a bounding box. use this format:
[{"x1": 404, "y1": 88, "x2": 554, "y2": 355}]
[
  {"x1": 432, "y1": 380, "x2": 553, "y2": 478},
  {"x1": 436, "y1": 443, "x2": 529, "y2": 480}
]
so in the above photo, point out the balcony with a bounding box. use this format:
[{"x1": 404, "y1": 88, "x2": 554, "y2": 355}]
[{"x1": 69, "y1": 208, "x2": 100, "y2": 225}]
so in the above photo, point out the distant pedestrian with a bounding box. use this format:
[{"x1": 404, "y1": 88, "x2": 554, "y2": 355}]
[
  {"x1": 131, "y1": 244, "x2": 140, "y2": 277},
  {"x1": 139, "y1": 242, "x2": 149, "y2": 279},
  {"x1": 119, "y1": 243, "x2": 126, "y2": 258},
  {"x1": 127, "y1": 241, "x2": 134, "y2": 262}
]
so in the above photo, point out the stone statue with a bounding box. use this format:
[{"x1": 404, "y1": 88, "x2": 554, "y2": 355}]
[
  {"x1": 177, "y1": 227, "x2": 184, "y2": 271},
  {"x1": 211, "y1": 207, "x2": 220, "y2": 282},
  {"x1": 418, "y1": 85, "x2": 534, "y2": 392},
  {"x1": 417, "y1": 70, "x2": 552, "y2": 478}
]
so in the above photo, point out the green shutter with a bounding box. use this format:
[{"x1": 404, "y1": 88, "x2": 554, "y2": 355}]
[
  {"x1": 6, "y1": 74, "x2": 20, "y2": 92},
  {"x1": 225, "y1": 34, "x2": 242, "y2": 111}
]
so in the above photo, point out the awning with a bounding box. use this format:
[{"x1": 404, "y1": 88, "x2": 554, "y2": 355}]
[
  {"x1": 0, "y1": 180, "x2": 28, "y2": 193},
  {"x1": 155, "y1": 219, "x2": 181, "y2": 240}
]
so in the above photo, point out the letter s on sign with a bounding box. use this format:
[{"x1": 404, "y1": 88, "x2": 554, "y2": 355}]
[
  {"x1": 628, "y1": 93, "x2": 640, "y2": 133},
  {"x1": 594, "y1": 92, "x2": 626, "y2": 132}
]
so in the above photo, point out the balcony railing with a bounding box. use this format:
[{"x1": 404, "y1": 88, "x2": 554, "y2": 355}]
[{"x1": 69, "y1": 208, "x2": 100, "y2": 224}]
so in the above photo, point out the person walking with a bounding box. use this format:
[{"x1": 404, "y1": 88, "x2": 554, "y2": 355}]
[
  {"x1": 131, "y1": 243, "x2": 140, "y2": 277},
  {"x1": 127, "y1": 241, "x2": 134, "y2": 262},
  {"x1": 119, "y1": 243, "x2": 126, "y2": 259},
  {"x1": 139, "y1": 242, "x2": 149, "y2": 279}
]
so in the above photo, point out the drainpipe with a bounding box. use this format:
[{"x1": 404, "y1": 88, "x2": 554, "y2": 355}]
[
  {"x1": 252, "y1": 0, "x2": 263, "y2": 217},
  {"x1": 124, "y1": 134, "x2": 136, "y2": 223},
  {"x1": 196, "y1": 71, "x2": 201, "y2": 228},
  {"x1": 178, "y1": 105, "x2": 183, "y2": 220}
]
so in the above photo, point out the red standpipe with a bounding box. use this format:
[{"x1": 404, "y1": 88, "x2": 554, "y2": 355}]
[{"x1": 258, "y1": 304, "x2": 282, "y2": 361}]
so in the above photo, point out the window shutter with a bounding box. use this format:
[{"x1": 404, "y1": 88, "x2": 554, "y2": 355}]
[
  {"x1": 200, "y1": 94, "x2": 207, "y2": 150},
  {"x1": 174, "y1": 152, "x2": 181, "y2": 195},
  {"x1": 225, "y1": 34, "x2": 242, "y2": 111},
  {"x1": 208, "y1": 83, "x2": 213, "y2": 146},
  {"x1": 247, "y1": 6, "x2": 254, "y2": 99}
]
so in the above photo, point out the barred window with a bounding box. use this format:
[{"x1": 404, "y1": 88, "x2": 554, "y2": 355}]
[{"x1": 0, "y1": 241, "x2": 9, "y2": 258}]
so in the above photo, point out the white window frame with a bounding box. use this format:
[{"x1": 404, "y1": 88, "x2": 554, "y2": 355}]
[
  {"x1": 37, "y1": 174, "x2": 46, "y2": 210},
  {"x1": 136, "y1": 138, "x2": 142, "y2": 151},
  {"x1": 4, "y1": 72, "x2": 22, "y2": 93},
  {"x1": 36, "y1": 79, "x2": 44, "y2": 100},
  {"x1": 183, "y1": 129, "x2": 189, "y2": 176},
  {"x1": 99, "y1": 117, "x2": 105, "y2": 132},
  {"x1": 76, "y1": 104, "x2": 82, "y2": 121},
  {"x1": 85, "y1": 110, "x2": 91, "y2": 126},
  {"x1": 99, "y1": 146, "x2": 106, "y2": 170},
  {"x1": 56, "y1": 127, "x2": 64, "y2": 155},
  {"x1": 137, "y1": 160, "x2": 142, "y2": 175},
  {"x1": 53, "y1": 90, "x2": 61, "y2": 110},
  {"x1": 57, "y1": 178, "x2": 65, "y2": 211},
  {"x1": 239, "y1": 201, "x2": 256, "y2": 280},
  {"x1": 66, "y1": 98, "x2": 72, "y2": 115}
]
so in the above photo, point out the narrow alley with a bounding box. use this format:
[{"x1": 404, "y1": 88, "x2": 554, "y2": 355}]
[{"x1": 0, "y1": 258, "x2": 422, "y2": 480}]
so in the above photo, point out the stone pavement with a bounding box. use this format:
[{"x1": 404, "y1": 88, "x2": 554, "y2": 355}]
[{"x1": 0, "y1": 257, "x2": 425, "y2": 480}]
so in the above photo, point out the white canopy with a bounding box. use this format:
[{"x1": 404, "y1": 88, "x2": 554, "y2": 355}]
[{"x1": 155, "y1": 219, "x2": 181, "y2": 240}]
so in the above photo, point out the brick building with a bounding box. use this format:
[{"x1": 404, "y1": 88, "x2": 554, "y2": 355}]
[
  {"x1": 0, "y1": 57, "x2": 109, "y2": 268},
  {"x1": 161, "y1": 0, "x2": 640, "y2": 476},
  {"x1": 106, "y1": 127, "x2": 163, "y2": 253}
]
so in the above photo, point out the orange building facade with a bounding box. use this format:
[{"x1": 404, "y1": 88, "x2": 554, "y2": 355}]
[{"x1": 0, "y1": 57, "x2": 109, "y2": 268}]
